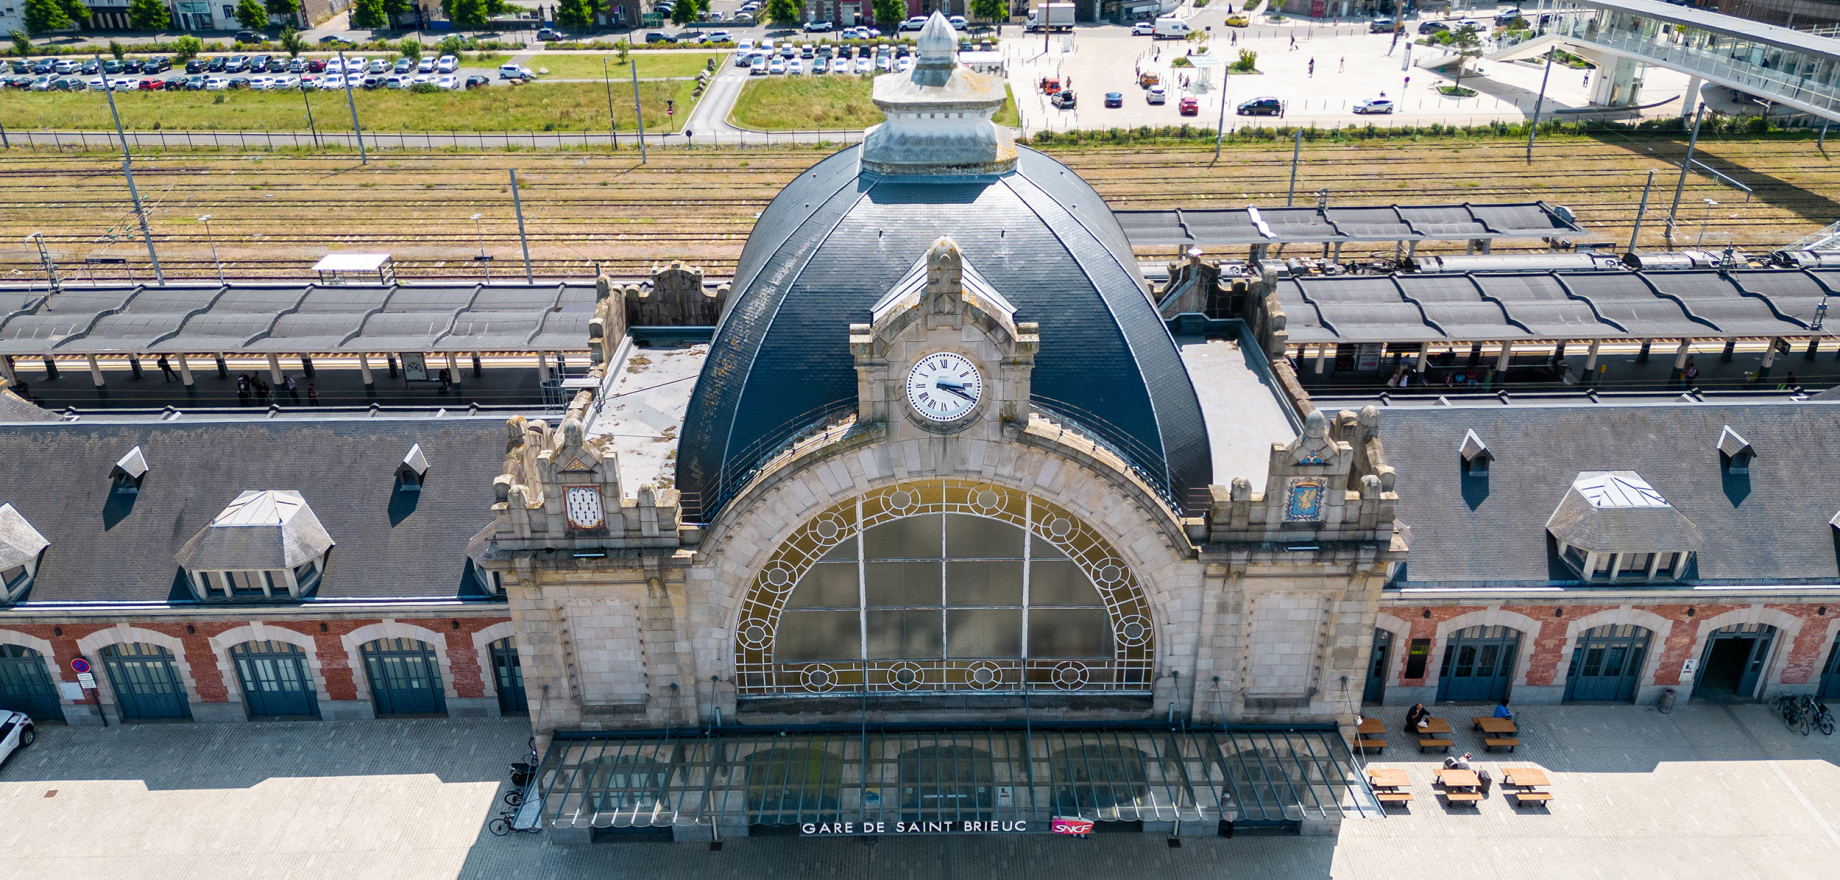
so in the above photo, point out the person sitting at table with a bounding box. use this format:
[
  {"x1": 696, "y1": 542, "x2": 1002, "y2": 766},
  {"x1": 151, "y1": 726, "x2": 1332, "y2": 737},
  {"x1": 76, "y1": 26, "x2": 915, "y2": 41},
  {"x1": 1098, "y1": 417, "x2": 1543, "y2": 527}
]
[
  {"x1": 1443, "y1": 752, "x2": 1473, "y2": 771},
  {"x1": 1493, "y1": 698, "x2": 1514, "y2": 720},
  {"x1": 1404, "y1": 703, "x2": 1429, "y2": 732}
]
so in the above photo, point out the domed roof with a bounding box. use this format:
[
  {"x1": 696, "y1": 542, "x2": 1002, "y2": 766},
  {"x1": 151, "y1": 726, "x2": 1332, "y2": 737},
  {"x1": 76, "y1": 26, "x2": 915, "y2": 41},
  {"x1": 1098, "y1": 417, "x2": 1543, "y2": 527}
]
[{"x1": 675, "y1": 145, "x2": 1213, "y2": 521}]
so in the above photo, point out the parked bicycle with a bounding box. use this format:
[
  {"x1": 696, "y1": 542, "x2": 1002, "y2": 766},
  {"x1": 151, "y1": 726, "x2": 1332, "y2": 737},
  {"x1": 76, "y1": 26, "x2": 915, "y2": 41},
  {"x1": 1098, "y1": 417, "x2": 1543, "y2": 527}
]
[
  {"x1": 503, "y1": 736, "x2": 540, "y2": 807},
  {"x1": 1803, "y1": 695, "x2": 1836, "y2": 736},
  {"x1": 488, "y1": 807, "x2": 541, "y2": 837}
]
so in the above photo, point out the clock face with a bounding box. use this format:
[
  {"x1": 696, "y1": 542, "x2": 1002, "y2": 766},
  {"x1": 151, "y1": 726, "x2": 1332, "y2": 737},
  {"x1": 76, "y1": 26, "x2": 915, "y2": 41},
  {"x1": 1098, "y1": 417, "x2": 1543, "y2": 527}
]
[{"x1": 905, "y1": 352, "x2": 983, "y2": 423}]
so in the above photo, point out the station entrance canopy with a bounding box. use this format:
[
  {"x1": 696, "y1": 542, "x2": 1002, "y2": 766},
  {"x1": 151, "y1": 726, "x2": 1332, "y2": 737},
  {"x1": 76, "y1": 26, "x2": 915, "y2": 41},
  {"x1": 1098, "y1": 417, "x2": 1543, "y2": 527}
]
[
  {"x1": 1114, "y1": 202, "x2": 1584, "y2": 249},
  {"x1": 526, "y1": 723, "x2": 1382, "y2": 836}
]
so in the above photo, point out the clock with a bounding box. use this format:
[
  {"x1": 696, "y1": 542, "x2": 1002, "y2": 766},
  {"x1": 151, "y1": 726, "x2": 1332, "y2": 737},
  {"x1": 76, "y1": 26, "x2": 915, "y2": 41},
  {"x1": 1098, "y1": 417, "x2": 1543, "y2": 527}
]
[
  {"x1": 905, "y1": 351, "x2": 983, "y2": 423},
  {"x1": 565, "y1": 486, "x2": 605, "y2": 530}
]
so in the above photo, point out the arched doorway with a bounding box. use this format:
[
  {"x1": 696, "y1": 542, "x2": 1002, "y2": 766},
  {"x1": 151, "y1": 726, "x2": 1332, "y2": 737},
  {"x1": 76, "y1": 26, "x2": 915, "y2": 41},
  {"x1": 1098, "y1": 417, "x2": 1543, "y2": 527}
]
[
  {"x1": 0, "y1": 644, "x2": 62, "y2": 723},
  {"x1": 744, "y1": 747, "x2": 843, "y2": 824},
  {"x1": 734, "y1": 480, "x2": 1156, "y2": 697},
  {"x1": 488, "y1": 637, "x2": 527, "y2": 716},
  {"x1": 230, "y1": 640, "x2": 318, "y2": 719},
  {"x1": 1362, "y1": 630, "x2": 1393, "y2": 705},
  {"x1": 1693, "y1": 624, "x2": 1777, "y2": 701},
  {"x1": 1821, "y1": 633, "x2": 1840, "y2": 701},
  {"x1": 1564, "y1": 625, "x2": 1651, "y2": 703},
  {"x1": 99, "y1": 642, "x2": 190, "y2": 721},
  {"x1": 360, "y1": 638, "x2": 447, "y2": 716},
  {"x1": 899, "y1": 745, "x2": 995, "y2": 822},
  {"x1": 1435, "y1": 626, "x2": 1521, "y2": 703},
  {"x1": 1048, "y1": 744, "x2": 1150, "y2": 819}
]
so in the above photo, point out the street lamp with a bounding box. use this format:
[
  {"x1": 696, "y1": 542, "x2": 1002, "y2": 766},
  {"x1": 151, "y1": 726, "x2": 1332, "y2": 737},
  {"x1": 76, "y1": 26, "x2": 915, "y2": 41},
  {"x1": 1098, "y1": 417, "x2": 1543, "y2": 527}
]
[
  {"x1": 472, "y1": 213, "x2": 490, "y2": 282},
  {"x1": 1697, "y1": 198, "x2": 1717, "y2": 249},
  {"x1": 198, "y1": 214, "x2": 223, "y2": 284}
]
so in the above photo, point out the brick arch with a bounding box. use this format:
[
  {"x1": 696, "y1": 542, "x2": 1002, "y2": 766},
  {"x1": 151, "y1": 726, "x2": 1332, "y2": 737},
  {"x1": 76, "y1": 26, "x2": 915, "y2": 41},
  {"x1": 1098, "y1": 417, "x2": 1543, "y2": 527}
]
[
  {"x1": 1692, "y1": 606, "x2": 1806, "y2": 692},
  {"x1": 75, "y1": 626, "x2": 200, "y2": 720},
  {"x1": 1374, "y1": 613, "x2": 1412, "y2": 686},
  {"x1": 1431, "y1": 609, "x2": 1544, "y2": 688},
  {"x1": 1559, "y1": 608, "x2": 1673, "y2": 694},
  {"x1": 339, "y1": 622, "x2": 459, "y2": 706},
  {"x1": 470, "y1": 620, "x2": 522, "y2": 712},
  {"x1": 0, "y1": 628, "x2": 70, "y2": 714},
  {"x1": 207, "y1": 623, "x2": 329, "y2": 714}
]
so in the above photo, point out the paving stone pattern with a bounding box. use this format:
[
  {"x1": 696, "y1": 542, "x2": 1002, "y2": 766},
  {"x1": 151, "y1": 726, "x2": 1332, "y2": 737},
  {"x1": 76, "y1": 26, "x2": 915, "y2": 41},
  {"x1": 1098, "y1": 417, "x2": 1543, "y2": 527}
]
[{"x1": 3, "y1": 703, "x2": 1839, "y2": 879}]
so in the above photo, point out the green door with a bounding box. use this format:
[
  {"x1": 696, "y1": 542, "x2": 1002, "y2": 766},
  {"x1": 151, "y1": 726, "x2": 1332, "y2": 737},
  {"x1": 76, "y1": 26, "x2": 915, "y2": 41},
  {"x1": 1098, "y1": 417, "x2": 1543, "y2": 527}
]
[
  {"x1": 0, "y1": 644, "x2": 63, "y2": 723},
  {"x1": 1565, "y1": 625, "x2": 1651, "y2": 703},
  {"x1": 1435, "y1": 626, "x2": 1520, "y2": 703},
  {"x1": 489, "y1": 637, "x2": 527, "y2": 716},
  {"x1": 231, "y1": 641, "x2": 319, "y2": 719},
  {"x1": 360, "y1": 638, "x2": 447, "y2": 717},
  {"x1": 100, "y1": 643, "x2": 191, "y2": 721},
  {"x1": 1821, "y1": 635, "x2": 1840, "y2": 700}
]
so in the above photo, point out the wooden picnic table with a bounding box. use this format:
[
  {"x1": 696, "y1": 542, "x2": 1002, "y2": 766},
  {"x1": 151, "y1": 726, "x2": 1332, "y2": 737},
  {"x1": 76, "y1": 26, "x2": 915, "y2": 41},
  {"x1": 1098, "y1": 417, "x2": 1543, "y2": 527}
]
[
  {"x1": 1358, "y1": 717, "x2": 1385, "y2": 736},
  {"x1": 1503, "y1": 767, "x2": 1550, "y2": 788},
  {"x1": 1419, "y1": 717, "x2": 1452, "y2": 735},
  {"x1": 1435, "y1": 768, "x2": 1480, "y2": 790},
  {"x1": 1366, "y1": 768, "x2": 1410, "y2": 789},
  {"x1": 1472, "y1": 717, "x2": 1518, "y2": 735}
]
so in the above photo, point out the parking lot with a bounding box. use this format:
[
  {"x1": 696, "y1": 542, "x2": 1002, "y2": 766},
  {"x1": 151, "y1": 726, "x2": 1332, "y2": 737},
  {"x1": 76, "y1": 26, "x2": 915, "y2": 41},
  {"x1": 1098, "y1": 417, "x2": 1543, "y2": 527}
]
[{"x1": 0, "y1": 50, "x2": 522, "y2": 94}]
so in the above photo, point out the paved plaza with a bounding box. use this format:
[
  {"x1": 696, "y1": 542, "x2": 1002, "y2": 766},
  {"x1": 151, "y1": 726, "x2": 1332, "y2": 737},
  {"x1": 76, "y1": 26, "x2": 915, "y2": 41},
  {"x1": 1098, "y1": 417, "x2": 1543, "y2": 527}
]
[{"x1": 1, "y1": 702, "x2": 1838, "y2": 879}]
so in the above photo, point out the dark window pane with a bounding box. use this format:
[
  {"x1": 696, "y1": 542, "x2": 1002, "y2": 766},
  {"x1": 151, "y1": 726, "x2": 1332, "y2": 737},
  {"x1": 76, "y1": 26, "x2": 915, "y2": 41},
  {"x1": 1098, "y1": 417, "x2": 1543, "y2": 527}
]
[
  {"x1": 777, "y1": 611, "x2": 861, "y2": 662},
  {"x1": 1029, "y1": 560, "x2": 1102, "y2": 606},
  {"x1": 863, "y1": 515, "x2": 941, "y2": 560},
  {"x1": 947, "y1": 609, "x2": 1021, "y2": 657},
  {"x1": 945, "y1": 514, "x2": 1024, "y2": 558},
  {"x1": 787, "y1": 562, "x2": 859, "y2": 608},
  {"x1": 821, "y1": 536, "x2": 857, "y2": 562},
  {"x1": 1029, "y1": 609, "x2": 1110, "y2": 658},
  {"x1": 945, "y1": 561, "x2": 1023, "y2": 606},
  {"x1": 865, "y1": 561, "x2": 941, "y2": 607},
  {"x1": 866, "y1": 610, "x2": 943, "y2": 659},
  {"x1": 1033, "y1": 539, "x2": 1067, "y2": 560}
]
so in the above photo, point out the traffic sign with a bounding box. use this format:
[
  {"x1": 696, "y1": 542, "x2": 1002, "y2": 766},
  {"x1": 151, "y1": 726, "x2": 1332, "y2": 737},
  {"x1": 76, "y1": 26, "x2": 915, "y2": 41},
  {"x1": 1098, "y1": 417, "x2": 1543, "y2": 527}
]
[
  {"x1": 77, "y1": 672, "x2": 97, "y2": 690},
  {"x1": 71, "y1": 657, "x2": 90, "y2": 674}
]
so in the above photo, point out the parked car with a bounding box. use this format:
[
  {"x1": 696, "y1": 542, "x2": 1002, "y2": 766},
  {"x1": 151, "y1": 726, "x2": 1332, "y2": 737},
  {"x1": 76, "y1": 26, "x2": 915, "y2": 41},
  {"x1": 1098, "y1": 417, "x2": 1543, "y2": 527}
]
[
  {"x1": 644, "y1": 31, "x2": 677, "y2": 43},
  {"x1": 137, "y1": 76, "x2": 164, "y2": 90},
  {"x1": 147, "y1": 57, "x2": 172, "y2": 73},
  {"x1": 498, "y1": 63, "x2": 536, "y2": 80},
  {"x1": 235, "y1": 30, "x2": 262, "y2": 42},
  {"x1": 1103, "y1": 91, "x2": 1124, "y2": 108},
  {"x1": 1179, "y1": 95, "x2": 1198, "y2": 115},
  {"x1": 417, "y1": 57, "x2": 435, "y2": 73},
  {"x1": 1224, "y1": 13, "x2": 1249, "y2": 25},
  {"x1": 248, "y1": 54, "x2": 271, "y2": 71},
  {"x1": 288, "y1": 57, "x2": 306, "y2": 73},
  {"x1": 307, "y1": 58, "x2": 326, "y2": 72},
  {"x1": 226, "y1": 76, "x2": 251, "y2": 89},
  {"x1": 898, "y1": 15, "x2": 927, "y2": 30},
  {"x1": 318, "y1": 34, "x2": 351, "y2": 44},
  {"x1": 436, "y1": 54, "x2": 458, "y2": 73},
  {"x1": 28, "y1": 75, "x2": 52, "y2": 91},
  {"x1": 767, "y1": 56, "x2": 787, "y2": 74},
  {"x1": 323, "y1": 57, "x2": 344, "y2": 73},
  {"x1": 206, "y1": 56, "x2": 228, "y2": 71},
  {"x1": 82, "y1": 59, "x2": 100, "y2": 75},
  {"x1": 1050, "y1": 90, "x2": 1076, "y2": 108},
  {"x1": 204, "y1": 76, "x2": 229, "y2": 90},
  {"x1": 854, "y1": 55, "x2": 871, "y2": 73},
  {"x1": 1132, "y1": 21, "x2": 1155, "y2": 34},
  {"x1": 749, "y1": 56, "x2": 769, "y2": 75},
  {"x1": 1236, "y1": 96, "x2": 1284, "y2": 116},
  {"x1": 1353, "y1": 96, "x2": 1394, "y2": 114},
  {"x1": 436, "y1": 73, "x2": 460, "y2": 90},
  {"x1": 803, "y1": 19, "x2": 833, "y2": 31},
  {"x1": 384, "y1": 74, "x2": 409, "y2": 89},
  {"x1": 536, "y1": 27, "x2": 565, "y2": 40},
  {"x1": 1146, "y1": 84, "x2": 1166, "y2": 104},
  {"x1": 247, "y1": 75, "x2": 274, "y2": 89},
  {"x1": 102, "y1": 59, "x2": 123, "y2": 74},
  {"x1": 184, "y1": 75, "x2": 208, "y2": 90},
  {"x1": 0, "y1": 711, "x2": 34, "y2": 768},
  {"x1": 1417, "y1": 20, "x2": 1448, "y2": 34},
  {"x1": 1495, "y1": 8, "x2": 1524, "y2": 24},
  {"x1": 273, "y1": 74, "x2": 299, "y2": 89},
  {"x1": 1369, "y1": 16, "x2": 1394, "y2": 32},
  {"x1": 412, "y1": 72, "x2": 435, "y2": 85},
  {"x1": 948, "y1": 14, "x2": 967, "y2": 28},
  {"x1": 465, "y1": 74, "x2": 490, "y2": 88}
]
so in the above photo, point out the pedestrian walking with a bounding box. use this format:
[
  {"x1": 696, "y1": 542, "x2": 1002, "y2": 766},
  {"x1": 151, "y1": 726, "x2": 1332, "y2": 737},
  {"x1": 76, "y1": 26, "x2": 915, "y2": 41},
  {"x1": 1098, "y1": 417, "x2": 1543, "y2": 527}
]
[
  {"x1": 1290, "y1": 34, "x2": 1297, "y2": 50},
  {"x1": 285, "y1": 374, "x2": 300, "y2": 404},
  {"x1": 307, "y1": 383, "x2": 318, "y2": 406},
  {"x1": 1339, "y1": 56, "x2": 1344, "y2": 73},
  {"x1": 1582, "y1": 71, "x2": 1590, "y2": 87},
  {"x1": 1308, "y1": 57, "x2": 1315, "y2": 76},
  {"x1": 236, "y1": 373, "x2": 250, "y2": 407},
  {"x1": 157, "y1": 355, "x2": 176, "y2": 382}
]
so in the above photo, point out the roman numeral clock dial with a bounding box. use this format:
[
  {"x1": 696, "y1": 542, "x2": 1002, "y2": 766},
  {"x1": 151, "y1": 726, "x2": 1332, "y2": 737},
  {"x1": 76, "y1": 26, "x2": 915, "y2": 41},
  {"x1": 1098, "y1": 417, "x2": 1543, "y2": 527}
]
[{"x1": 905, "y1": 352, "x2": 983, "y2": 424}]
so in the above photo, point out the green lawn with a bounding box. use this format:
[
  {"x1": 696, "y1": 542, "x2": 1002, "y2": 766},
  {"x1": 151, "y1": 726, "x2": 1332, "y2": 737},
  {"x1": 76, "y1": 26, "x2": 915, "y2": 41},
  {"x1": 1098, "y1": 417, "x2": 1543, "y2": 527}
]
[
  {"x1": 730, "y1": 75, "x2": 1020, "y2": 131},
  {"x1": 0, "y1": 80, "x2": 697, "y2": 132},
  {"x1": 527, "y1": 51, "x2": 727, "y2": 80}
]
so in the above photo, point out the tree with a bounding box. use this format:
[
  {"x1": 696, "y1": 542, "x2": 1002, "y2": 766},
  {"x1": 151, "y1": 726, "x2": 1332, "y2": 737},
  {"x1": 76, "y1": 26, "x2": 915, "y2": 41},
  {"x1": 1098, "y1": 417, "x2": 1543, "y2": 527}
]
[
  {"x1": 170, "y1": 33, "x2": 203, "y2": 61},
  {"x1": 350, "y1": 0, "x2": 386, "y2": 28},
  {"x1": 265, "y1": 0, "x2": 299, "y2": 24},
  {"x1": 670, "y1": 0, "x2": 697, "y2": 25},
  {"x1": 435, "y1": 34, "x2": 465, "y2": 56},
  {"x1": 23, "y1": 0, "x2": 74, "y2": 34},
  {"x1": 381, "y1": 0, "x2": 412, "y2": 27},
  {"x1": 970, "y1": 0, "x2": 1003, "y2": 24},
  {"x1": 8, "y1": 29, "x2": 29, "y2": 55},
  {"x1": 613, "y1": 37, "x2": 628, "y2": 63},
  {"x1": 107, "y1": 38, "x2": 125, "y2": 58},
  {"x1": 764, "y1": 0, "x2": 797, "y2": 24},
  {"x1": 279, "y1": 25, "x2": 306, "y2": 56},
  {"x1": 871, "y1": 0, "x2": 902, "y2": 29},
  {"x1": 398, "y1": 35, "x2": 421, "y2": 59},
  {"x1": 1449, "y1": 26, "x2": 1482, "y2": 88},
  {"x1": 235, "y1": 0, "x2": 268, "y2": 31},
  {"x1": 442, "y1": 0, "x2": 510, "y2": 30},
  {"x1": 554, "y1": 0, "x2": 590, "y2": 29},
  {"x1": 128, "y1": 0, "x2": 169, "y2": 29}
]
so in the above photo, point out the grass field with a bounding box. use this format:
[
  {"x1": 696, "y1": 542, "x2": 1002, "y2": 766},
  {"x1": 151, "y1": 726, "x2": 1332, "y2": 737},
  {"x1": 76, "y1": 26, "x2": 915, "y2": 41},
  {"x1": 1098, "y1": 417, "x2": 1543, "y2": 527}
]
[
  {"x1": 0, "y1": 134, "x2": 1828, "y2": 278},
  {"x1": 527, "y1": 52, "x2": 727, "y2": 80},
  {"x1": 729, "y1": 75, "x2": 1020, "y2": 130},
  {"x1": 0, "y1": 80, "x2": 698, "y2": 132}
]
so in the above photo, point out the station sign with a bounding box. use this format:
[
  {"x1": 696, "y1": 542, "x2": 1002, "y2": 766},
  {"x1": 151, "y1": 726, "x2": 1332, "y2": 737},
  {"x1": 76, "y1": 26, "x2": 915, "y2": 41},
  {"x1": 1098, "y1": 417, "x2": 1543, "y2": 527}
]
[{"x1": 800, "y1": 819, "x2": 1030, "y2": 836}]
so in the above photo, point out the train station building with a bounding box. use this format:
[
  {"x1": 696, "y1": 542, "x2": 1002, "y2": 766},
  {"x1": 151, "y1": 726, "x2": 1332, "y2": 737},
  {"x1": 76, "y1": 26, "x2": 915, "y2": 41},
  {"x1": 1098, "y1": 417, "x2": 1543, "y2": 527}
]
[{"x1": 2, "y1": 14, "x2": 1840, "y2": 840}]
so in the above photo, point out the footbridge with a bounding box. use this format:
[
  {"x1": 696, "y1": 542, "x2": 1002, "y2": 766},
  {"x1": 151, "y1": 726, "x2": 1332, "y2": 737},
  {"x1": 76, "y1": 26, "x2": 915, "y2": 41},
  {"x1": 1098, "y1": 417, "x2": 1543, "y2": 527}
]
[{"x1": 1483, "y1": 0, "x2": 1840, "y2": 122}]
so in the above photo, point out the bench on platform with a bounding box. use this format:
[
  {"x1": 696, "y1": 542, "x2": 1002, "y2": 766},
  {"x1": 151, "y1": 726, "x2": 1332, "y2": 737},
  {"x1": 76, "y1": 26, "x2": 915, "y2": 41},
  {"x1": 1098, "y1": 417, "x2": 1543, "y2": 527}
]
[
  {"x1": 1441, "y1": 791, "x2": 1483, "y2": 805},
  {"x1": 1484, "y1": 737, "x2": 1521, "y2": 752},
  {"x1": 1513, "y1": 791, "x2": 1553, "y2": 807},
  {"x1": 1417, "y1": 737, "x2": 1454, "y2": 753},
  {"x1": 1356, "y1": 738, "x2": 1386, "y2": 753},
  {"x1": 1375, "y1": 792, "x2": 1412, "y2": 804}
]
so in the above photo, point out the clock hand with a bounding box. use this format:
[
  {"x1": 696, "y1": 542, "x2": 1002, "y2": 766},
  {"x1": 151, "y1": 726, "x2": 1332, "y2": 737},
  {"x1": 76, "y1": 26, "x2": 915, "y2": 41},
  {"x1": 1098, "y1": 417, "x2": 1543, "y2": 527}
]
[{"x1": 939, "y1": 384, "x2": 977, "y2": 403}]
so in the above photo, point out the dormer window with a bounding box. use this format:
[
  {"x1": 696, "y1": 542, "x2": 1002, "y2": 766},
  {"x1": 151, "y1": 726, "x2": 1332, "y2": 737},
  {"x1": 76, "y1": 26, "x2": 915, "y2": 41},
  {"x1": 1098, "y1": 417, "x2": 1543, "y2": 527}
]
[
  {"x1": 0, "y1": 503, "x2": 48, "y2": 605},
  {"x1": 1717, "y1": 425, "x2": 1754, "y2": 474},
  {"x1": 176, "y1": 490, "x2": 335, "y2": 602},
  {"x1": 1547, "y1": 471, "x2": 1703, "y2": 584},
  {"x1": 397, "y1": 443, "x2": 429, "y2": 493},
  {"x1": 1459, "y1": 429, "x2": 1492, "y2": 477},
  {"x1": 111, "y1": 446, "x2": 148, "y2": 494}
]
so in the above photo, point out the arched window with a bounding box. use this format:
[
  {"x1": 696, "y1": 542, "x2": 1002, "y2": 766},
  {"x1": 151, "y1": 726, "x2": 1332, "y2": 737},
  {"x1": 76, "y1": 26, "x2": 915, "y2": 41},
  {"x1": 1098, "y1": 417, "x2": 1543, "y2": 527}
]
[{"x1": 735, "y1": 480, "x2": 1155, "y2": 696}]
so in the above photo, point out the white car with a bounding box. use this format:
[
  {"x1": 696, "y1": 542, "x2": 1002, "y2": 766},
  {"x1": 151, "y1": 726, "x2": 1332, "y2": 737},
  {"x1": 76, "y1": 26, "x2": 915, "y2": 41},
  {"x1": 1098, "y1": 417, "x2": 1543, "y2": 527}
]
[
  {"x1": 247, "y1": 75, "x2": 274, "y2": 89},
  {"x1": 854, "y1": 56, "x2": 871, "y2": 73},
  {"x1": 1146, "y1": 84, "x2": 1166, "y2": 104},
  {"x1": 436, "y1": 54, "x2": 458, "y2": 72},
  {"x1": 274, "y1": 74, "x2": 300, "y2": 89},
  {"x1": 384, "y1": 75, "x2": 409, "y2": 88},
  {"x1": 1133, "y1": 21, "x2": 1155, "y2": 35},
  {"x1": 412, "y1": 72, "x2": 436, "y2": 84},
  {"x1": 736, "y1": 38, "x2": 754, "y2": 51},
  {"x1": 788, "y1": 58, "x2": 804, "y2": 74},
  {"x1": 317, "y1": 76, "x2": 346, "y2": 90},
  {"x1": 1353, "y1": 97, "x2": 1395, "y2": 114},
  {"x1": 767, "y1": 57, "x2": 787, "y2": 74},
  {"x1": 0, "y1": 711, "x2": 33, "y2": 767},
  {"x1": 109, "y1": 78, "x2": 136, "y2": 91},
  {"x1": 896, "y1": 56, "x2": 914, "y2": 72},
  {"x1": 346, "y1": 56, "x2": 368, "y2": 72},
  {"x1": 436, "y1": 73, "x2": 460, "y2": 90},
  {"x1": 948, "y1": 14, "x2": 967, "y2": 28},
  {"x1": 417, "y1": 57, "x2": 436, "y2": 73},
  {"x1": 830, "y1": 57, "x2": 849, "y2": 73},
  {"x1": 324, "y1": 57, "x2": 344, "y2": 73},
  {"x1": 205, "y1": 76, "x2": 230, "y2": 90},
  {"x1": 368, "y1": 59, "x2": 389, "y2": 73}
]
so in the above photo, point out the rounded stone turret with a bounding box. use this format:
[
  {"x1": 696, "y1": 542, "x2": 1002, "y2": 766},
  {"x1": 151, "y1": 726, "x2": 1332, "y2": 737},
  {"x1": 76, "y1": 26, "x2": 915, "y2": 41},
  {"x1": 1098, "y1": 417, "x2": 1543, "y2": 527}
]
[{"x1": 860, "y1": 10, "x2": 1015, "y2": 176}]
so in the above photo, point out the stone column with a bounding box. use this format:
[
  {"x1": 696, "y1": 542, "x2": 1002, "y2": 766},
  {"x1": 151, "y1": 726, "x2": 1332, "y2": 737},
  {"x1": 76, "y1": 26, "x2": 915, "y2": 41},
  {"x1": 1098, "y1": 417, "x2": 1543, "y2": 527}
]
[
  {"x1": 1495, "y1": 342, "x2": 1514, "y2": 373},
  {"x1": 87, "y1": 355, "x2": 104, "y2": 387},
  {"x1": 358, "y1": 353, "x2": 374, "y2": 386},
  {"x1": 446, "y1": 352, "x2": 461, "y2": 385},
  {"x1": 176, "y1": 353, "x2": 193, "y2": 386},
  {"x1": 537, "y1": 351, "x2": 551, "y2": 382},
  {"x1": 1681, "y1": 76, "x2": 1702, "y2": 118},
  {"x1": 266, "y1": 353, "x2": 283, "y2": 384}
]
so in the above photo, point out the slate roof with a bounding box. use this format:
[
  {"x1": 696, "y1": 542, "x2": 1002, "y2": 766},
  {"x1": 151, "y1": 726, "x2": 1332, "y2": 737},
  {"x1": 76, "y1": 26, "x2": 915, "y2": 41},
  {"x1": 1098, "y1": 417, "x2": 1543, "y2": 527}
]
[
  {"x1": 677, "y1": 145, "x2": 1213, "y2": 520},
  {"x1": 1379, "y1": 401, "x2": 1840, "y2": 587},
  {"x1": 1544, "y1": 471, "x2": 1705, "y2": 552},
  {"x1": 175, "y1": 489, "x2": 337, "y2": 570},
  {"x1": 0, "y1": 417, "x2": 506, "y2": 604}
]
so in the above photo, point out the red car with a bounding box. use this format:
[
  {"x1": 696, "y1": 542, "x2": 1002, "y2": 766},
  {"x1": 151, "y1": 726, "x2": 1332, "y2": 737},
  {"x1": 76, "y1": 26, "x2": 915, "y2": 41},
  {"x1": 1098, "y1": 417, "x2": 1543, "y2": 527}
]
[
  {"x1": 1179, "y1": 96, "x2": 1198, "y2": 115},
  {"x1": 137, "y1": 77, "x2": 164, "y2": 90}
]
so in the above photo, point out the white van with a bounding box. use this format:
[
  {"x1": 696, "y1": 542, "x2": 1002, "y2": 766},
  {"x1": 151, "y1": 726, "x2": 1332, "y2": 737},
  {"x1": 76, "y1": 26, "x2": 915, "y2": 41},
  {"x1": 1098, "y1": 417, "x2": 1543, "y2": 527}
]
[{"x1": 1152, "y1": 16, "x2": 1191, "y2": 38}]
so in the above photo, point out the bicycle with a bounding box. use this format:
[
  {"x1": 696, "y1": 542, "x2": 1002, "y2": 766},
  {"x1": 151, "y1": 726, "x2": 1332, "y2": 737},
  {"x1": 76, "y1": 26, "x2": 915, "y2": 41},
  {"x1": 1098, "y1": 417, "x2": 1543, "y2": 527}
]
[
  {"x1": 1777, "y1": 694, "x2": 1806, "y2": 734},
  {"x1": 1802, "y1": 695, "x2": 1835, "y2": 736},
  {"x1": 503, "y1": 737, "x2": 541, "y2": 807},
  {"x1": 488, "y1": 807, "x2": 541, "y2": 836}
]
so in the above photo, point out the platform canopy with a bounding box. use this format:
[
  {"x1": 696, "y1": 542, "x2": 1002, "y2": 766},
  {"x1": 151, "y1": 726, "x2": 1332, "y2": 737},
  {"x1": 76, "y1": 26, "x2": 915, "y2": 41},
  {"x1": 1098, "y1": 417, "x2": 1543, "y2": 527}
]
[
  {"x1": 310, "y1": 253, "x2": 392, "y2": 273},
  {"x1": 1114, "y1": 202, "x2": 1586, "y2": 248}
]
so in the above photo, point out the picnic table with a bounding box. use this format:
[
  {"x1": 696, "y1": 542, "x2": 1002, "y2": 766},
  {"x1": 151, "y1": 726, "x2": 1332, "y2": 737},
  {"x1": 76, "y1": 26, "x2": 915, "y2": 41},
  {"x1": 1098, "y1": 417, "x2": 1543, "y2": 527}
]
[
  {"x1": 1503, "y1": 766, "x2": 1553, "y2": 807},
  {"x1": 1358, "y1": 718, "x2": 1385, "y2": 736},
  {"x1": 1366, "y1": 767, "x2": 1412, "y2": 805},
  {"x1": 1416, "y1": 717, "x2": 1454, "y2": 753},
  {"x1": 1472, "y1": 716, "x2": 1522, "y2": 751},
  {"x1": 1435, "y1": 768, "x2": 1483, "y2": 805}
]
